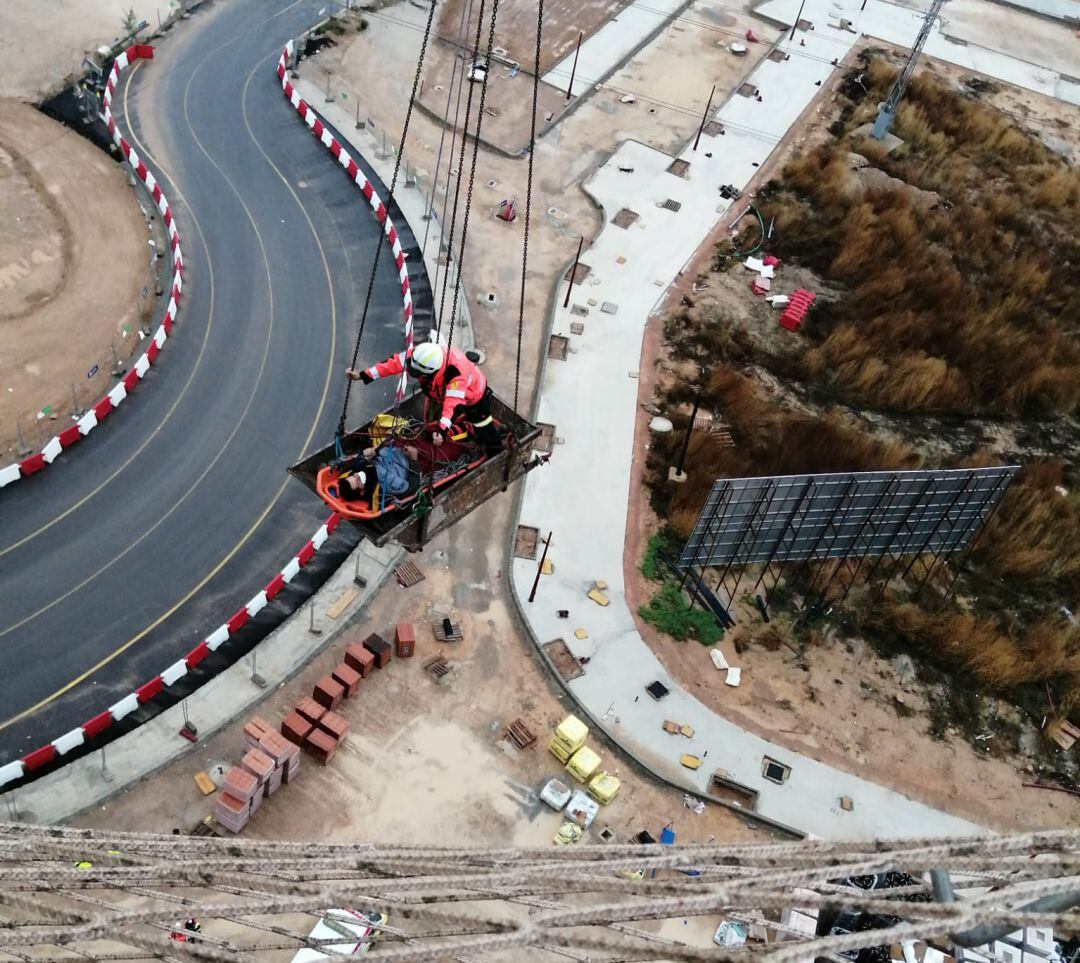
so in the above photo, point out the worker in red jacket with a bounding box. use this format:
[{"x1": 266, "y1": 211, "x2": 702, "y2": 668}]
[{"x1": 347, "y1": 342, "x2": 503, "y2": 451}]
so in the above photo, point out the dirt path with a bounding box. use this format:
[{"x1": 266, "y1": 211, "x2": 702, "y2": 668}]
[
  {"x1": 0, "y1": 100, "x2": 151, "y2": 459},
  {"x1": 0, "y1": 0, "x2": 158, "y2": 101}
]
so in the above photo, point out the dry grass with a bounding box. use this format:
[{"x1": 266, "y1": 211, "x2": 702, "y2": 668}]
[
  {"x1": 756, "y1": 61, "x2": 1080, "y2": 417},
  {"x1": 644, "y1": 56, "x2": 1080, "y2": 727}
]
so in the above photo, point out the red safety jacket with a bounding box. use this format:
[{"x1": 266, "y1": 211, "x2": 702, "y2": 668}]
[{"x1": 365, "y1": 345, "x2": 487, "y2": 431}]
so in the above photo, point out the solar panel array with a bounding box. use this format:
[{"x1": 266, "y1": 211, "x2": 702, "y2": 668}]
[{"x1": 679, "y1": 467, "x2": 1017, "y2": 569}]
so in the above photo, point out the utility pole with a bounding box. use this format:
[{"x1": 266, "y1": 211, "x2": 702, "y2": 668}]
[
  {"x1": 565, "y1": 32, "x2": 583, "y2": 101},
  {"x1": 528, "y1": 532, "x2": 553, "y2": 603},
  {"x1": 871, "y1": 0, "x2": 947, "y2": 138},
  {"x1": 693, "y1": 84, "x2": 716, "y2": 151},
  {"x1": 562, "y1": 237, "x2": 584, "y2": 309},
  {"x1": 789, "y1": 0, "x2": 806, "y2": 40}
]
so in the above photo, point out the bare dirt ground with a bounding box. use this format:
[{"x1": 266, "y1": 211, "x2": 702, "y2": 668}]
[
  {"x1": 437, "y1": 0, "x2": 633, "y2": 74},
  {"x1": 623, "y1": 47, "x2": 1080, "y2": 832},
  {"x1": 895, "y1": 0, "x2": 1080, "y2": 79},
  {"x1": 0, "y1": 0, "x2": 158, "y2": 101},
  {"x1": 74, "y1": 514, "x2": 767, "y2": 852},
  {"x1": 0, "y1": 99, "x2": 151, "y2": 459}
]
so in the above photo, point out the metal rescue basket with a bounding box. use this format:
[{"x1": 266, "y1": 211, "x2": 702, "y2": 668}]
[{"x1": 287, "y1": 390, "x2": 543, "y2": 552}]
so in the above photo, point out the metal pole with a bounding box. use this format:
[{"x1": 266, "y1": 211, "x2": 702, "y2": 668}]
[
  {"x1": 528, "y1": 532, "x2": 553, "y2": 603},
  {"x1": 353, "y1": 551, "x2": 367, "y2": 587},
  {"x1": 789, "y1": 0, "x2": 806, "y2": 39},
  {"x1": 674, "y1": 393, "x2": 701, "y2": 477},
  {"x1": 111, "y1": 343, "x2": 123, "y2": 376},
  {"x1": 355, "y1": 98, "x2": 361, "y2": 128},
  {"x1": 325, "y1": 72, "x2": 332, "y2": 102},
  {"x1": 15, "y1": 423, "x2": 31, "y2": 457},
  {"x1": 562, "y1": 237, "x2": 584, "y2": 309},
  {"x1": 308, "y1": 602, "x2": 322, "y2": 636},
  {"x1": 565, "y1": 32, "x2": 583, "y2": 101},
  {"x1": 70, "y1": 383, "x2": 82, "y2": 420},
  {"x1": 250, "y1": 650, "x2": 267, "y2": 688},
  {"x1": 101, "y1": 747, "x2": 113, "y2": 783},
  {"x1": 692, "y1": 84, "x2": 716, "y2": 152}
]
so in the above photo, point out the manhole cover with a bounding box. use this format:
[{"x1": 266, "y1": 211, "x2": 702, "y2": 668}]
[
  {"x1": 666, "y1": 158, "x2": 690, "y2": 178},
  {"x1": 702, "y1": 120, "x2": 724, "y2": 137},
  {"x1": 548, "y1": 334, "x2": 569, "y2": 360},
  {"x1": 613, "y1": 207, "x2": 639, "y2": 228},
  {"x1": 737, "y1": 82, "x2": 756, "y2": 97}
]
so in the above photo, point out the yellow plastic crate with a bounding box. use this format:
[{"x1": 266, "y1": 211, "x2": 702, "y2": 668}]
[
  {"x1": 588, "y1": 771, "x2": 621, "y2": 805},
  {"x1": 549, "y1": 736, "x2": 574, "y2": 764},
  {"x1": 554, "y1": 714, "x2": 588, "y2": 752},
  {"x1": 566, "y1": 745, "x2": 601, "y2": 783}
]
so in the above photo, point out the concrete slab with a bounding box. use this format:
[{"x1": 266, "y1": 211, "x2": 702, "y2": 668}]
[{"x1": 542, "y1": 0, "x2": 688, "y2": 98}]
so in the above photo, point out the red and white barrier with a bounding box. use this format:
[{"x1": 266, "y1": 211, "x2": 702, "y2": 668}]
[
  {"x1": 0, "y1": 44, "x2": 183, "y2": 491},
  {"x1": 0, "y1": 41, "x2": 416, "y2": 790},
  {"x1": 0, "y1": 512, "x2": 344, "y2": 789},
  {"x1": 276, "y1": 40, "x2": 415, "y2": 398}
]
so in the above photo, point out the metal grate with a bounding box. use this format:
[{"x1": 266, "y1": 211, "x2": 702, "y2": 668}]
[
  {"x1": 395, "y1": 561, "x2": 426, "y2": 588},
  {"x1": 660, "y1": 198, "x2": 682, "y2": 212}
]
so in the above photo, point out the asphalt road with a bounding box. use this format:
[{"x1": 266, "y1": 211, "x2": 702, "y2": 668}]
[{"x1": 0, "y1": 0, "x2": 427, "y2": 764}]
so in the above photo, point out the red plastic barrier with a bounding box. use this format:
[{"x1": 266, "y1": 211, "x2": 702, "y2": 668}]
[
  {"x1": 19, "y1": 453, "x2": 45, "y2": 476},
  {"x1": 146, "y1": 340, "x2": 159, "y2": 363},
  {"x1": 226, "y1": 609, "x2": 248, "y2": 634},
  {"x1": 94, "y1": 397, "x2": 113, "y2": 419},
  {"x1": 185, "y1": 641, "x2": 210, "y2": 668},
  {"x1": 129, "y1": 43, "x2": 155, "y2": 60},
  {"x1": 22, "y1": 744, "x2": 57, "y2": 771},
  {"x1": 135, "y1": 676, "x2": 164, "y2": 703},
  {"x1": 82, "y1": 710, "x2": 113, "y2": 738},
  {"x1": 123, "y1": 369, "x2": 139, "y2": 391},
  {"x1": 264, "y1": 573, "x2": 285, "y2": 601},
  {"x1": 330, "y1": 139, "x2": 341, "y2": 159},
  {"x1": 297, "y1": 541, "x2": 316, "y2": 565},
  {"x1": 325, "y1": 512, "x2": 341, "y2": 534},
  {"x1": 58, "y1": 425, "x2": 82, "y2": 448}
]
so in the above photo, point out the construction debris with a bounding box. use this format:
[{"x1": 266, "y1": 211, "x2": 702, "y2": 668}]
[
  {"x1": 662, "y1": 720, "x2": 695, "y2": 738},
  {"x1": 680, "y1": 753, "x2": 703, "y2": 770},
  {"x1": 505, "y1": 718, "x2": 536, "y2": 750},
  {"x1": 540, "y1": 778, "x2": 572, "y2": 810},
  {"x1": 395, "y1": 560, "x2": 425, "y2": 588},
  {"x1": 433, "y1": 619, "x2": 463, "y2": 643},
  {"x1": 424, "y1": 654, "x2": 451, "y2": 681}
]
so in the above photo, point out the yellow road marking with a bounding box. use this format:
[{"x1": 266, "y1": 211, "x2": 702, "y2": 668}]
[{"x1": 0, "y1": 27, "x2": 341, "y2": 731}]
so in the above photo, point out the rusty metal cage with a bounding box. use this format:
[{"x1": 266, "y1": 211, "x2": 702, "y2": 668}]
[{"x1": 288, "y1": 391, "x2": 543, "y2": 552}]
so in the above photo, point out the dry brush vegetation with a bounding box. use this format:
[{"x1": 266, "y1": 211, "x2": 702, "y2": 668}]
[{"x1": 644, "y1": 56, "x2": 1080, "y2": 752}]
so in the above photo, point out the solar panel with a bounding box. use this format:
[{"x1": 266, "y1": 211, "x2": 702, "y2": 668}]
[{"x1": 679, "y1": 467, "x2": 1017, "y2": 569}]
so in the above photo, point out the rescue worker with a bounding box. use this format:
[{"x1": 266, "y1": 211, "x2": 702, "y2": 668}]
[{"x1": 346, "y1": 342, "x2": 503, "y2": 452}]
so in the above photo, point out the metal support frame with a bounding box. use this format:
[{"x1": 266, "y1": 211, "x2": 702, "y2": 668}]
[
  {"x1": 681, "y1": 483, "x2": 733, "y2": 609},
  {"x1": 753, "y1": 478, "x2": 817, "y2": 603},
  {"x1": 834, "y1": 475, "x2": 903, "y2": 604},
  {"x1": 712, "y1": 481, "x2": 775, "y2": 609},
  {"x1": 943, "y1": 472, "x2": 1013, "y2": 599}
]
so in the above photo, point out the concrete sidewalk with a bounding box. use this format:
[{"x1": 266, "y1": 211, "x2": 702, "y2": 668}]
[{"x1": 509, "y1": 9, "x2": 1002, "y2": 839}]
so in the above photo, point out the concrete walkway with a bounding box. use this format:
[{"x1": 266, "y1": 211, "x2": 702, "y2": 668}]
[{"x1": 506, "y1": 0, "x2": 1041, "y2": 838}]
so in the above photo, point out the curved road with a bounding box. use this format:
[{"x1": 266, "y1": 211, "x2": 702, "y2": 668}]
[{"x1": 0, "y1": 0, "x2": 425, "y2": 764}]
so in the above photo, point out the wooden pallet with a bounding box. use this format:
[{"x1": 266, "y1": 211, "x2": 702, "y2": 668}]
[
  {"x1": 432, "y1": 620, "x2": 463, "y2": 643},
  {"x1": 395, "y1": 561, "x2": 425, "y2": 588},
  {"x1": 504, "y1": 718, "x2": 536, "y2": 750},
  {"x1": 424, "y1": 655, "x2": 451, "y2": 680}
]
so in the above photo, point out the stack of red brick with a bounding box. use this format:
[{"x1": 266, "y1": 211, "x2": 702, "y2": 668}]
[
  {"x1": 215, "y1": 719, "x2": 300, "y2": 833},
  {"x1": 282, "y1": 633, "x2": 394, "y2": 765},
  {"x1": 214, "y1": 632, "x2": 399, "y2": 832}
]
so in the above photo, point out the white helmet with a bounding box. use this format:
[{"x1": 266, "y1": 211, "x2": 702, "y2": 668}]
[{"x1": 408, "y1": 342, "x2": 445, "y2": 377}]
